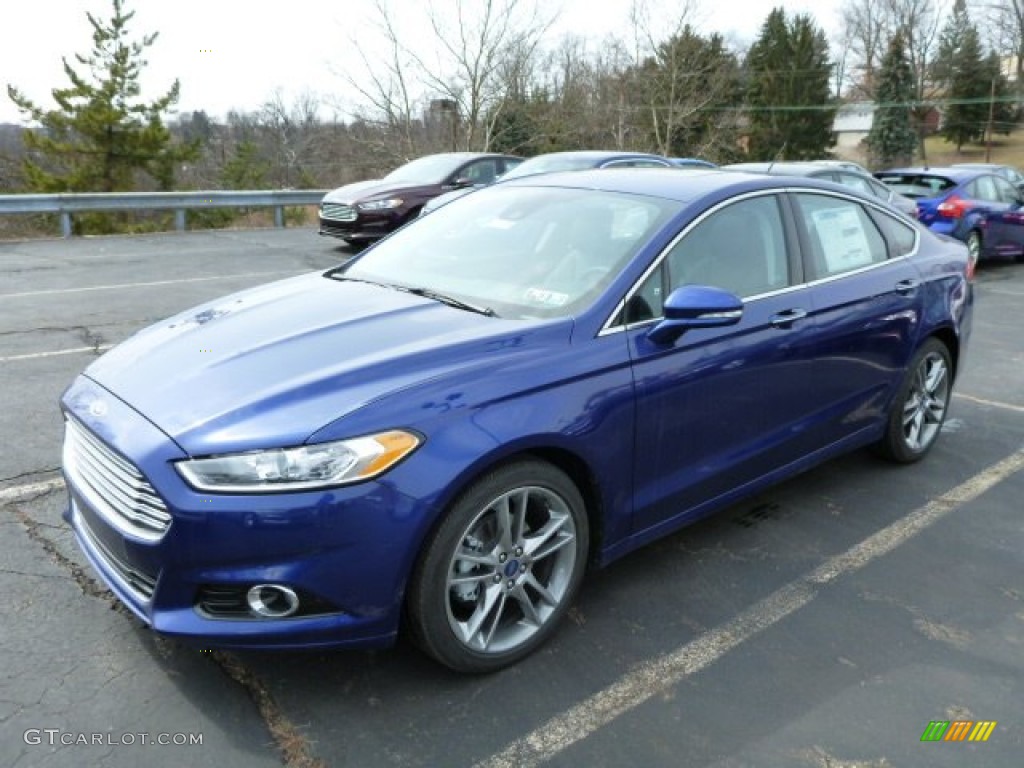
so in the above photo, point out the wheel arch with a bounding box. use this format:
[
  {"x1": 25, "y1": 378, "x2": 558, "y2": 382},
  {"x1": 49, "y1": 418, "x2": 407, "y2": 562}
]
[{"x1": 928, "y1": 326, "x2": 960, "y2": 380}]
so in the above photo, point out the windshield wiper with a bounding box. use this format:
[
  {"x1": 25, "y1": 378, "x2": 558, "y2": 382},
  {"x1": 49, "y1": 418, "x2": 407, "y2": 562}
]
[
  {"x1": 400, "y1": 286, "x2": 497, "y2": 317},
  {"x1": 328, "y1": 272, "x2": 496, "y2": 317}
]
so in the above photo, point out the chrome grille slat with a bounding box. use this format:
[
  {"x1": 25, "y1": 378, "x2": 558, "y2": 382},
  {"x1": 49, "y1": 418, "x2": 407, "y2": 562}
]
[
  {"x1": 71, "y1": 451, "x2": 169, "y2": 530},
  {"x1": 321, "y1": 202, "x2": 357, "y2": 222},
  {"x1": 64, "y1": 418, "x2": 171, "y2": 540},
  {"x1": 70, "y1": 431, "x2": 164, "y2": 510},
  {"x1": 68, "y1": 433, "x2": 166, "y2": 514},
  {"x1": 72, "y1": 419, "x2": 143, "y2": 476}
]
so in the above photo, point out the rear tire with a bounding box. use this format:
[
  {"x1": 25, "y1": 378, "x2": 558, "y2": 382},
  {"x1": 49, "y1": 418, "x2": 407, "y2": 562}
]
[
  {"x1": 407, "y1": 460, "x2": 588, "y2": 673},
  {"x1": 966, "y1": 230, "x2": 981, "y2": 268},
  {"x1": 874, "y1": 338, "x2": 952, "y2": 463}
]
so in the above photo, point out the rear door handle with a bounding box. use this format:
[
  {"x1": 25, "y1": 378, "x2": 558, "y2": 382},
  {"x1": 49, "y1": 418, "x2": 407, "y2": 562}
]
[
  {"x1": 770, "y1": 308, "x2": 808, "y2": 328},
  {"x1": 895, "y1": 279, "x2": 921, "y2": 295}
]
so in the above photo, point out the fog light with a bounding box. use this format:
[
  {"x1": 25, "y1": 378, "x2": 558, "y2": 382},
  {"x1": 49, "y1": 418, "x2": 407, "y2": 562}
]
[{"x1": 246, "y1": 584, "x2": 300, "y2": 618}]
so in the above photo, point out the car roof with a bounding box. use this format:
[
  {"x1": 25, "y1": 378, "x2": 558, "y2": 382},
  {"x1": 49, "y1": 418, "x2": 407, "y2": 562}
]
[
  {"x1": 951, "y1": 163, "x2": 1012, "y2": 170},
  {"x1": 722, "y1": 161, "x2": 839, "y2": 177},
  {"x1": 521, "y1": 150, "x2": 667, "y2": 162},
  {"x1": 400, "y1": 152, "x2": 521, "y2": 165},
  {"x1": 498, "y1": 166, "x2": 858, "y2": 204},
  {"x1": 876, "y1": 166, "x2": 982, "y2": 182}
]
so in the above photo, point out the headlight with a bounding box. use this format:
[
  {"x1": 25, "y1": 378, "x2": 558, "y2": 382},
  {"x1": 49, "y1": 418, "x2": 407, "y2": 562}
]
[
  {"x1": 176, "y1": 431, "x2": 421, "y2": 492},
  {"x1": 358, "y1": 198, "x2": 404, "y2": 211}
]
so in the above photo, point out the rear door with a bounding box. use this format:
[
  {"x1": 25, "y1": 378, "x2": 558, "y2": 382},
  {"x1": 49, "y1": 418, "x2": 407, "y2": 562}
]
[
  {"x1": 976, "y1": 175, "x2": 1024, "y2": 258},
  {"x1": 791, "y1": 191, "x2": 924, "y2": 446}
]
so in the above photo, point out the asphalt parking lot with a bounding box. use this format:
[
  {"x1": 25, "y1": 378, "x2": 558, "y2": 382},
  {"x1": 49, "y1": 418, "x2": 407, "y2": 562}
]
[{"x1": 1, "y1": 226, "x2": 1022, "y2": 768}]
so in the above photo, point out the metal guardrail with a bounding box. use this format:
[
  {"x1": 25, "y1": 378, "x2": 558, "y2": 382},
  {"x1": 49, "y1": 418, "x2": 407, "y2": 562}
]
[{"x1": 0, "y1": 190, "x2": 329, "y2": 237}]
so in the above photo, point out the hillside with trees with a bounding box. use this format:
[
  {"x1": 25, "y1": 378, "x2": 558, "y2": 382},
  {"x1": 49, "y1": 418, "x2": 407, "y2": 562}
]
[{"x1": 2, "y1": 0, "x2": 1023, "y2": 237}]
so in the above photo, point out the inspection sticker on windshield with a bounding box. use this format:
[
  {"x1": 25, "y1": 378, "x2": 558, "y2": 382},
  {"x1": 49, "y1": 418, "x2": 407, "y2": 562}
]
[{"x1": 524, "y1": 287, "x2": 570, "y2": 306}]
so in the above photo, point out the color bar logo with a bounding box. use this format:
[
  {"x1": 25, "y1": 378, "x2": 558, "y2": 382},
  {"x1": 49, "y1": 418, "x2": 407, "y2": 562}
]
[{"x1": 921, "y1": 721, "x2": 997, "y2": 742}]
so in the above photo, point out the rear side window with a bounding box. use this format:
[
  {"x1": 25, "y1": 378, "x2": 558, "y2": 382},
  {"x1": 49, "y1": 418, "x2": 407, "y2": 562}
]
[
  {"x1": 965, "y1": 175, "x2": 999, "y2": 202},
  {"x1": 869, "y1": 209, "x2": 917, "y2": 257},
  {"x1": 875, "y1": 173, "x2": 957, "y2": 199},
  {"x1": 794, "y1": 194, "x2": 888, "y2": 278},
  {"x1": 835, "y1": 172, "x2": 874, "y2": 196}
]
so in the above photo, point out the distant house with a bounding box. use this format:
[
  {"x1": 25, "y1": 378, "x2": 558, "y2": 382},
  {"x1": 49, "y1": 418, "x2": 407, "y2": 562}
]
[
  {"x1": 832, "y1": 102, "x2": 875, "y2": 155},
  {"x1": 831, "y1": 101, "x2": 941, "y2": 162}
]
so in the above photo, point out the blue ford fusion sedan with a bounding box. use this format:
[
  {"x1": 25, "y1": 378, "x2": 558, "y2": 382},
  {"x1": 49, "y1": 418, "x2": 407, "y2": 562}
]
[{"x1": 61, "y1": 169, "x2": 973, "y2": 673}]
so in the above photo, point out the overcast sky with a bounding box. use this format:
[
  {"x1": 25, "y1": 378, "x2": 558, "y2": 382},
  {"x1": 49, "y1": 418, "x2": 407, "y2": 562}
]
[{"x1": 0, "y1": 0, "x2": 845, "y2": 125}]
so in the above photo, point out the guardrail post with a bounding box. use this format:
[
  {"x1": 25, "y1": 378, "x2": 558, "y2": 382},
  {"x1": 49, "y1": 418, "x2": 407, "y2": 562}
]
[
  {"x1": 60, "y1": 212, "x2": 72, "y2": 238},
  {"x1": 274, "y1": 206, "x2": 284, "y2": 228},
  {"x1": 175, "y1": 209, "x2": 186, "y2": 231}
]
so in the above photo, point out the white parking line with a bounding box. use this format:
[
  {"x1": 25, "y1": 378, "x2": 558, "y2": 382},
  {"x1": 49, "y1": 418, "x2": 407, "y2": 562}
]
[
  {"x1": 477, "y1": 448, "x2": 1024, "y2": 768},
  {"x1": 955, "y1": 393, "x2": 1024, "y2": 414},
  {"x1": 0, "y1": 477, "x2": 65, "y2": 504},
  {"x1": 0, "y1": 345, "x2": 114, "y2": 363},
  {"x1": 0, "y1": 270, "x2": 297, "y2": 300}
]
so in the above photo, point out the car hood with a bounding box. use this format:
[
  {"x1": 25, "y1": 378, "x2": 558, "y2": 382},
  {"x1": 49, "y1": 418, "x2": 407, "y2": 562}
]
[
  {"x1": 322, "y1": 179, "x2": 437, "y2": 204},
  {"x1": 82, "y1": 272, "x2": 567, "y2": 455}
]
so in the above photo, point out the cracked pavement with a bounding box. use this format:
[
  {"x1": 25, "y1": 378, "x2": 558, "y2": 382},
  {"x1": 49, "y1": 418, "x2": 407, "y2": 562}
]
[{"x1": 1, "y1": 229, "x2": 1022, "y2": 767}]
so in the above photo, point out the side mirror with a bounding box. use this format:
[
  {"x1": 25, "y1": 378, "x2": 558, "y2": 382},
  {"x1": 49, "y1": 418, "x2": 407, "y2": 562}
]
[
  {"x1": 646, "y1": 285, "x2": 743, "y2": 345},
  {"x1": 451, "y1": 176, "x2": 476, "y2": 189}
]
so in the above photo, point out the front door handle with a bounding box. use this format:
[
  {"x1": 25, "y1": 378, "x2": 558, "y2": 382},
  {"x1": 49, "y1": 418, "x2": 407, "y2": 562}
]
[{"x1": 770, "y1": 308, "x2": 808, "y2": 328}]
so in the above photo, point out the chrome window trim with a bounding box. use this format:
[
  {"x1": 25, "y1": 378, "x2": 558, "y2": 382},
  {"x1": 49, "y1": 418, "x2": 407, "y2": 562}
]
[{"x1": 598, "y1": 186, "x2": 921, "y2": 337}]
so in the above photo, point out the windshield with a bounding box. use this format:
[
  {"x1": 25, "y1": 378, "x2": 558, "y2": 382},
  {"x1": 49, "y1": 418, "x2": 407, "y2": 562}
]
[
  {"x1": 500, "y1": 155, "x2": 605, "y2": 181},
  {"x1": 384, "y1": 155, "x2": 469, "y2": 184},
  {"x1": 338, "y1": 185, "x2": 680, "y2": 319}
]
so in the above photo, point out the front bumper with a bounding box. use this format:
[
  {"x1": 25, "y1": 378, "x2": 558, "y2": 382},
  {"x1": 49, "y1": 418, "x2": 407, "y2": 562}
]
[
  {"x1": 60, "y1": 375, "x2": 426, "y2": 650},
  {"x1": 318, "y1": 209, "x2": 401, "y2": 242}
]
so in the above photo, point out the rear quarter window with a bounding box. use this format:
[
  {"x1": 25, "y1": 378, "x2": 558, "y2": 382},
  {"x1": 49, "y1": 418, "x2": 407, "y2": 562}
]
[{"x1": 868, "y1": 208, "x2": 917, "y2": 257}]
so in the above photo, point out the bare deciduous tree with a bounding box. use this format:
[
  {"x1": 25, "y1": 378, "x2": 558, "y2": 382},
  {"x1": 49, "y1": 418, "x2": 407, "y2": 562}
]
[{"x1": 337, "y1": 0, "x2": 553, "y2": 161}]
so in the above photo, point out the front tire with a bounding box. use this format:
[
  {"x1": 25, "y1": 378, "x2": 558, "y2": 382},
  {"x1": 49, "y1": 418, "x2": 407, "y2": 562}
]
[
  {"x1": 407, "y1": 460, "x2": 589, "y2": 673},
  {"x1": 875, "y1": 338, "x2": 952, "y2": 463}
]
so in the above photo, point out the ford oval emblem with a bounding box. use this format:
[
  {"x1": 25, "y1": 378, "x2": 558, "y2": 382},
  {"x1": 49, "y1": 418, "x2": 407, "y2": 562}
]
[{"x1": 88, "y1": 400, "x2": 108, "y2": 418}]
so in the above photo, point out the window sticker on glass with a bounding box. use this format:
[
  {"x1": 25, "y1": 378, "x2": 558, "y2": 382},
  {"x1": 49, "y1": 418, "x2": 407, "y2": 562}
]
[
  {"x1": 524, "y1": 287, "x2": 571, "y2": 307},
  {"x1": 812, "y1": 206, "x2": 873, "y2": 272}
]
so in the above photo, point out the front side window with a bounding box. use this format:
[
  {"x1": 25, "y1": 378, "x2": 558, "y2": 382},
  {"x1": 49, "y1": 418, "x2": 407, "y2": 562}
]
[
  {"x1": 665, "y1": 195, "x2": 790, "y2": 299},
  {"x1": 795, "y1": 194, "x2": 888, "y2": 278},
  {"x1": 460, "y1": 159, "x2": 500, "y2": 184}
]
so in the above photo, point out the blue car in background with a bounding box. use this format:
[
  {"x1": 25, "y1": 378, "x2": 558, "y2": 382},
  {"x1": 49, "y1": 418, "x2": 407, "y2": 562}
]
[
  {"x1": 876, "y1": 166, "x2": 1024, "y2": 263},
  {"x1": 61, "y1": 169, "x2": 972, "y2": 673}
]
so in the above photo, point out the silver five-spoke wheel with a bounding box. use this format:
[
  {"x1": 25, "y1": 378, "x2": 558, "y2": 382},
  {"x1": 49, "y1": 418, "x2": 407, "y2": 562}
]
[
  {"x1": 408, "y1": 460, "x2": 588, "y2": 673},
  {"x1": 446, "y1": 485, "x2": 577, "y2": 654},
  {"x1": 901, "y1": 349, "x2": 949, "y2": 452},
  {"x1": 876, "y1": 338, "x2": 952, "y2": 463}
]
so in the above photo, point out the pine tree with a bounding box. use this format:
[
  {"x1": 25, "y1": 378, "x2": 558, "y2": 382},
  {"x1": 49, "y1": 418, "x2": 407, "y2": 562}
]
[
  {"x1": 633, "y1": 28, "x2": 743, "y2": 159},
  {"x1": 943, "y1": 25, "x2": 991, "y2": 150},
  {"x1": 931, "y1": 0, "x2": 972, "y2": 87},
  {"x1": 745, "y1": 9, "x2": 835, "y2": 161},
  {"x1": 866, "y1": 33, "x2": 917, "y2": 168},
  {"x1": 6, "y1": 0, "x2": 197, "y2": 231}
]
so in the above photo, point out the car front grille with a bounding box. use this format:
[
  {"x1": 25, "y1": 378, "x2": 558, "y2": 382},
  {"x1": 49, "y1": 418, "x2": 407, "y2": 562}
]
[
  {"x1": 63, "y1": 417, "x2": 172, "y2": 542},
  {"x1": 320, "y1": 202, "x2": 357, "y2": 222},
  {"x1": 77, "y1": 511, "x2": 158, "y2": 600}
]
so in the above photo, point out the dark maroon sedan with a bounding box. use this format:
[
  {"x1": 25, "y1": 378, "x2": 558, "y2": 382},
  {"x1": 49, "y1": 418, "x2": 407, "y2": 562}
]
[{"x1": 319, "y1": 152, "x2": 522, "y2": 245}]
